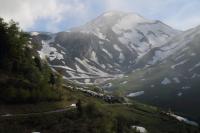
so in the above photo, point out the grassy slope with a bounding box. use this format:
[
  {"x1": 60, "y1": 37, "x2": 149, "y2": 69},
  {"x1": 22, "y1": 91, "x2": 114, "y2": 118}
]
[
  {"x1": 102, "y1": 62, "x2": 200, "y2": 122},
  {"x1": 0, "y1": 85, "x2": 105, "y2": 115},
  {"x1": 0, "y1": 85, "x2": 199, "y2": 133}
]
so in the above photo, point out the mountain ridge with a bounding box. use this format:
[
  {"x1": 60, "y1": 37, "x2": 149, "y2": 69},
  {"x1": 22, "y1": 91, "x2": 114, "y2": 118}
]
[{"x1": 31, "y1": 11, "x2": 180, "y2": 84}]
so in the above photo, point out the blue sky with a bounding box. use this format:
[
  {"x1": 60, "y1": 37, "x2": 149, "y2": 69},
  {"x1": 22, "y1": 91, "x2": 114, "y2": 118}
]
[{"x1": 1, "y1": 0, "x2": 200, "y2": 32}]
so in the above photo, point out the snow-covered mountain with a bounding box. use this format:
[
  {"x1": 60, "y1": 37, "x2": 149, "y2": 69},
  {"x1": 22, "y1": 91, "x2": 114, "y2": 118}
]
[
  {"x1": 30, "y1": 11, "x2": 179, "y2": 84},
  {"x1": 102, "y1": 25, "x2": 200, "y2": 121},
  {"x1": 29, "y1": 10, "x2": 200, "y2": 122},
  {"x1": 142, "y1": 25, "x2": 200, "y2": 65},
  {"x1": 71, "y1": 11, "x2": 180, "y2": 58}
]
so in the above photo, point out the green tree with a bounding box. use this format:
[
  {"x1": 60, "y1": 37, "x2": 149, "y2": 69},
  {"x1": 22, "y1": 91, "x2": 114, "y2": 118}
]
[{"x1": 0, "y1": 18, "x2": 63, "y2": 103}]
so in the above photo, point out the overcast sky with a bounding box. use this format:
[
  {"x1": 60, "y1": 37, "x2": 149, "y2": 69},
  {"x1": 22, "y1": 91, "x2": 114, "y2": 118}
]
[{"x1": 0, "y1": 0, "x2": 200, "y2": 32}]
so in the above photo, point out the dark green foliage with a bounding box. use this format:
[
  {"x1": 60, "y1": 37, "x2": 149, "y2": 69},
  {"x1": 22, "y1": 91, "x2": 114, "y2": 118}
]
[
  {"x1": 49, "y1": 73, "x2": 56, "y2": 86},
  {"x1": 0, "y1": 18, "x2": 63, "y2": 103},
  {"x1": 76, "y1": 99, "x2": 82, "y2": 116},
  {"x1": 34, "y1": 57, "x2": 42, "y2": 71}
]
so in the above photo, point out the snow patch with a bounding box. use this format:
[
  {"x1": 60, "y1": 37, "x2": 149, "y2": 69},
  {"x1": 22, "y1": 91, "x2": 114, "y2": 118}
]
[
  {"x1": 177, "y1": 92, "x2": 183, "y2": 96},
  {"x1": 189, "y1": 62, "x2": 200, "y2": 72},
  {"x1": 94, "y1": 28, "x2": 108, "y2": 40},
  {"x1": 161, "y1": 78, "x2": 171, "y2": 85},
  {"x1": 38, "y1": 36, "x2": 64, "y2": 61},
  {"x1": 191, "y1": 73, "x2": 200, "y2": 79},
  {"x1": 113, "y1": 44, "x2": 122, "y2": 52},
  {"x1": 175, "y1": 54, "x2": 185, "y2": 61},
  {"x1": 120, "y1": 81, "x2": 128, "y2": 85},
  {"x1": 191, "y1": 53, "x2": 196, "y2": 56},
  {"x1": 127, "y1": 91, "x2": 144, "y2": 97},
  {"x1": 102, "y1": 48, "x2": 113, "y2": 58},
  {"x1": 150, "y1": 84, "x2": 155, "y2": 88},
  {"x1": 103, "y1": 12, "x2": 115, "y2": 17},
  {"x1": 84, "y1": 79, "x2": 91, "y2": 83},
  {"x1": 131, "y1": 126, "x2": 147, "y2": 133},
  {"x1": 171, "y1": 60, "x2": 188, "y2": 69},
  {"x1": 119, "y1": 53, "x2": 125, "y2": 62},
  {"x1": 173, "y1": 77, "x2": 180, "y2": 83},
  {"x1": 90, "y1": 51, "x2": 99, "y2": 64},
  {"x1": 167, "y1": 113, "x2": 199, "y2": 127},
  {"x1": 181, "y1": 86, "x2": 191, "y2": 90},
  {"x1": 75, "y1": 57, "x2": 109, "y2": 77},
  {"x1": 70, "y1": 104, "x2": 76, "y2": 107},
  {"x1": 112, "y1": 13, "x2": 150, "y2": 35},
  {"x1": 75, "y1": 64, "x2": 87, "y2": 73},
  {"x1": 51, "y1": 65, "x2": 74, "y2": 71},
  {"x1": 99, "y1": 41, "x2": 104, "y2": 44},
  {"x1": 104, "y1": 83, "x2": 112, "y2": 88},
  {"x1": 30, "y1": 32, "x2": 40, "y2": 36}
]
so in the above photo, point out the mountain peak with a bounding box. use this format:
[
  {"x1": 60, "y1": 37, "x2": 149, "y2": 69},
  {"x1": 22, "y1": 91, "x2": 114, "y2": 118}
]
[
  {"x1": 102, "y1": 10, "x2": 139, "y2": 17},
  {"x1": 71, "y1": 11, "x2": 153, "y2": 33},
  {"x1": 101, "y1": 10, "x2": 127, "y2": 17},
  {"x1": 99, "y1": 10, "x2": 148, "y2": 22}
]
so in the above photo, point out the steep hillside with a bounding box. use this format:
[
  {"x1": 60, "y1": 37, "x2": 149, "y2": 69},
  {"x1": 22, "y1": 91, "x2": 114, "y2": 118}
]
[
  {"x1": 102, "y1": 25, "x2": 200, "y2": 122},
  {"x1": 31, "y1": 11, "x2": 179, "y2": 84}
]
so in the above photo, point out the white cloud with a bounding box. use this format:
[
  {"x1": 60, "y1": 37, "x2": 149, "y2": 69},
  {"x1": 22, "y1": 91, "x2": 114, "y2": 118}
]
[
  {"x1": 0, "y1": 0, "x2": 87, "y2": 31},
  {"x1": 103, "y1": 0, "x2": 173, "y2": 15},
  {"x1": 163, "y1": 1, "x2": 200, "y2": 30},
  {"x1": 102, "y1": 0, "x2": 200, "y2": 30},
  {"x1": 0, "y1": 0, "x2": 200, "y2": 31}
]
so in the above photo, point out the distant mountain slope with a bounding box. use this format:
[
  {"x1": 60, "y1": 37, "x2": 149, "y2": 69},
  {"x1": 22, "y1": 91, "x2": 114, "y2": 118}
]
[
  {"x1": 31, "y1": 11, "x2": 179, "y2": 84},
  {"x1": 102, "y1": 25, "x2": 200, "y2": 122}
]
